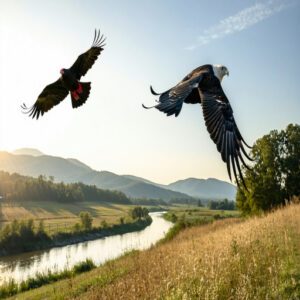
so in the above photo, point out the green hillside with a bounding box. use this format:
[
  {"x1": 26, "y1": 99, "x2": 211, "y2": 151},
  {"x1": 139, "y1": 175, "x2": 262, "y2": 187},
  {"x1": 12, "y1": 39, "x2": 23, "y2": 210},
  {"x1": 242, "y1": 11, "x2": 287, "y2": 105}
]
[
  {"x1": 0, "y1": 152, "x2": 193, "y2": 201},
  {"x1": 0, "y1": 151, "x2": 237, "y2": 201}
]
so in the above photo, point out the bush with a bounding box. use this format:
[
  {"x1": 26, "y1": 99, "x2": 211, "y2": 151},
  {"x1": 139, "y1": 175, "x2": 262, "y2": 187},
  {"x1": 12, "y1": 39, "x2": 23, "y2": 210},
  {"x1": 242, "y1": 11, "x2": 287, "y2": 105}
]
[
  {"x1": 213, "y1": 214, "x2": 221, "y2": 220},
  {"x1": 73, "y1": 223, "x2": 81, "y2": 232},
  {"x1": 0, "y1": 219, "x2": 38, "y2": 253},
  {"x1": 164, "y1": 213, "x2": 178, "y2": 223},
  {"x1": 72, "y1": 259, "x2": 96, "y2": 274},
  {"x1": 0, "y1": 280, "x2": 18, "y2": 298},
  {"x1": 101, "y1": 220, "x2": 108, "y2": 228},
  {"x1": 79, "y1": 211, "x2": 93, "y2": 230}
]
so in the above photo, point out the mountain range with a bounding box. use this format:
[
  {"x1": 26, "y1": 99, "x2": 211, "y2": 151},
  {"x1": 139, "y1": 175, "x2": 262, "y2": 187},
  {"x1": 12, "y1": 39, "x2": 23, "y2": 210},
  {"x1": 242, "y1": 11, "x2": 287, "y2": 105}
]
[{"x1": 0, "y1": 148, "x2": 236, "y2": 201}]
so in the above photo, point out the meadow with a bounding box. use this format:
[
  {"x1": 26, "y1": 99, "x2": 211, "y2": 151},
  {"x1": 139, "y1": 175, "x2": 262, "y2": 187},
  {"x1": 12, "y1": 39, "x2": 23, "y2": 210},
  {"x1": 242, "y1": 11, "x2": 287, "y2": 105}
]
[
  {"x1": 0, "y1": 201, "x2": 132, "y2": 234},
  {"x1": 6, "y1": 203, "x2": 299, "y2": 299},
  {"x1": 164, "y1": 205, "x2": 239, "y2": 223},
  {"x1": 0, "y1": 200, "x2": 154, "y2": 257}
]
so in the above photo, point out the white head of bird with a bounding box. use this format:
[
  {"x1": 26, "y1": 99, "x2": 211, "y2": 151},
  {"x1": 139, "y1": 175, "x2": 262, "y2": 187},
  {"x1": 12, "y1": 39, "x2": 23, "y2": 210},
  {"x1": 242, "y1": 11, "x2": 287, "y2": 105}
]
[{"x1": 212, "y1": 65, "x2": 229, "y2": 82}]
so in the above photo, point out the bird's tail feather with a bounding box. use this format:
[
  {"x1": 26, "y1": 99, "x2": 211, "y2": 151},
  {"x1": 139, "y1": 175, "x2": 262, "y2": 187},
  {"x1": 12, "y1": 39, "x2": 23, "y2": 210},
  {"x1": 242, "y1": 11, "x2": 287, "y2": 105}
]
[
  {"x1": 21, "y1": 103, "x2": 34, "y2": 115},
  {"x1": 21, "y1": 103, "x2": 43, "y2": 119},
  {"x1": 150, "y1": 85, "x2": 161, "y2": 96},
  {"x1": 71, "y1": 82, "x2": 91, "y2": 108},
  {"x1": 92, "y1": 29, "x2": 106, "y2": 49},
  {"x1": 142, "y1": 103, "x2": 157, "y2": 109},
  {"x1": 143, "y1": 85, "x2": 182, "y2": 117},
  {"x1": 142, "y1": 86, "x2": 161, "y2": 109}
]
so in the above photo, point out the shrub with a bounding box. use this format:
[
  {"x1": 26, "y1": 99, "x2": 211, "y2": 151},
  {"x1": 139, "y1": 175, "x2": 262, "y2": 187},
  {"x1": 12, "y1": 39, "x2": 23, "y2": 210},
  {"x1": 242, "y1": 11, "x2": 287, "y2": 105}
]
[
  {"x1": 101, "y1": 220, "x2": 108, "y2": 228},
  {"x1": 79, "y1": 211, "x2": 93, "y2": 230},
  {"x1": 72, "y1": 259, "x2": 96, "y2": 274}
]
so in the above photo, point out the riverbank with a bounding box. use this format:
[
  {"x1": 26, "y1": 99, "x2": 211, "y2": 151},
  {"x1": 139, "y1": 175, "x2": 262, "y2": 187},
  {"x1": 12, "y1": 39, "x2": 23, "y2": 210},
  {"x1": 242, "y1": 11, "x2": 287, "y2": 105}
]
[
  {"x1": 0, "y1": 212, "x2": 170, "y2": 299},
  {"x1": 161, "y1": 206, "x2": 239, "y2": 242},
  {"x1": 7, "y1": 203, "x2": 299, "y2": 300},
  {"x1": 0, "y1": 259, "x2": 96, "y2": 299},
  {"x1": 0, "y1": 217, "x2": 152, "y2": 257}
]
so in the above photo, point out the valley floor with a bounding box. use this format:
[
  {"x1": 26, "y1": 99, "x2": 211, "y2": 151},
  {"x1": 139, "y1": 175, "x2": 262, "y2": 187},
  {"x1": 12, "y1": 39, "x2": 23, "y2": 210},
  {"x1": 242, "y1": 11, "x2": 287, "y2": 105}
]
[
  {"x1": 0, "y1": 201, "x2": 131, "y2": 234},
  {"x1": 8, "y1": 203, "x2": 300, "y2": 300}
]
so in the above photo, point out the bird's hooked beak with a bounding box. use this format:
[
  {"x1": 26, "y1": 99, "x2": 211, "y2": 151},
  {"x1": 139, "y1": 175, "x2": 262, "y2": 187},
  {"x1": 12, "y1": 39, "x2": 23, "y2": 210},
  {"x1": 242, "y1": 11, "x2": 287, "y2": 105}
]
[{"x1": 225, "y1": 69, "x2": 229, "y2": 76}]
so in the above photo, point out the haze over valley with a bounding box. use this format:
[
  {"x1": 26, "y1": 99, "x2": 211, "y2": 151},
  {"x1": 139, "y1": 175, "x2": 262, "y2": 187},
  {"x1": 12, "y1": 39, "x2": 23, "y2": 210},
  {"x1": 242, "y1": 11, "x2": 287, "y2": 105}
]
[{"x1": 0, "y1": 148, "x2": 236, "y2": 201}]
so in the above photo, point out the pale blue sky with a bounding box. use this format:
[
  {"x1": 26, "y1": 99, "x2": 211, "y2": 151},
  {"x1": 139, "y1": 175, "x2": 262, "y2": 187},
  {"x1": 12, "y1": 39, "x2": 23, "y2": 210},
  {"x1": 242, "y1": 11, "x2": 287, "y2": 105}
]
[{"x1": 0, "y1": 0, "x2": 299, "y2": 184}]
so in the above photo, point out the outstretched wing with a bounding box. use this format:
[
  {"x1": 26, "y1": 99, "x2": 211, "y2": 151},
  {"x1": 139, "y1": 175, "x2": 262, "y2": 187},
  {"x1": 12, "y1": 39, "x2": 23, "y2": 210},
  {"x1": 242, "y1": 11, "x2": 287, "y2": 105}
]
[
  {"x1": 199, "y1": 84, "x2": 252, "y2": 188},
  {"x1": 22, "y1": 79, "x2": 69, "y2": 119},
  {"x1": 70, "y1": 29, "x2": 105, "y2": 80},
  {"x1": 143, "y1": 69, "x2": 206, "y2": 117}
]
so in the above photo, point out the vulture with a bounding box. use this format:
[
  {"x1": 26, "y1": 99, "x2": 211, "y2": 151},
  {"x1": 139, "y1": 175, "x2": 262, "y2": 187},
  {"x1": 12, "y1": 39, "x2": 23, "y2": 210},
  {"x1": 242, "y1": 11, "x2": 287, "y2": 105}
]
[
  {"x1": 143, "y1": 64, "x2": 252, "y2": 188},
  {"x1": 22, "y1": 29, "x2": 105, "y2": 119}
]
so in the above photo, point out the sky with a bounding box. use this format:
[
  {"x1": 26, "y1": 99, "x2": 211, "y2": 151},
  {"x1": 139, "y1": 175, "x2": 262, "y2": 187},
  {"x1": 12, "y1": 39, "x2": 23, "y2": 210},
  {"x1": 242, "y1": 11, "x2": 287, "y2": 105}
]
[{"x1": 0, "y1": 0, "x2": 299, "y2": 184}]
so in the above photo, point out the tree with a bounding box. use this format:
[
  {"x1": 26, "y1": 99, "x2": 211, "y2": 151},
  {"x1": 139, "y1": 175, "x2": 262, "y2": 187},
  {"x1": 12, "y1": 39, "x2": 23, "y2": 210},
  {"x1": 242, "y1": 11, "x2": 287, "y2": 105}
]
[
  {"x1": 79, "y1": 211, "x2": 93, "y2": 230},
  {"x1": 37, "y1": 220, "x2": 45, "y2": 234},
  {"x1": 208, "y1": 199, "x2": 235, "y2": 210},
  {"x1": 208, "y1": 200, "x2": 218, "y2": 210},
  {"x1": 73, "y1": 223, "x2": 81, "y2": 232},
  {"x1": 19, "y1": 219, "x2": 34, "y2": 240},
  {"x1": 236, "y1": 124, "x2": 300, "y2": 214},
  {"x1": 169, "y1": 213, "x2": 178, "y2": 223},
  {"x1": 130, "y1": 206, "x2": 149, "y2": 220},
  {"x1": 142, "y1": 207, "x2": 149, "y2": 217},
  {"x1": 48, "y1": 176, "x2": 54, "y2": 183},
  {"x1": 101, "y1": 220, "x2": 108, "y2": 228},
  {"x1": 0, "y1": 171, "x2": 131, "y2": 205}
]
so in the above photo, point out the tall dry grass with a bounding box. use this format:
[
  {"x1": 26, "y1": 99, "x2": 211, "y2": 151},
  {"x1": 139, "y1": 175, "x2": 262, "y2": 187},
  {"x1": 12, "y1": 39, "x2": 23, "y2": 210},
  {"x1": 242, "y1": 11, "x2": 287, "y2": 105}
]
[{"x1": 82, "y1": 204, "x2": 300, "y2": 300}]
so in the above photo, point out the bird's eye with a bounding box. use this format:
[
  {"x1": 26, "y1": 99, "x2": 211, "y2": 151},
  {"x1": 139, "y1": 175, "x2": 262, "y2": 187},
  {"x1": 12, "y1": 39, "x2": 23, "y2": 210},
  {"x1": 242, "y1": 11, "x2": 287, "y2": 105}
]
[{"x1": 221, "y1": 66, "x2": 224, "y2": 70}]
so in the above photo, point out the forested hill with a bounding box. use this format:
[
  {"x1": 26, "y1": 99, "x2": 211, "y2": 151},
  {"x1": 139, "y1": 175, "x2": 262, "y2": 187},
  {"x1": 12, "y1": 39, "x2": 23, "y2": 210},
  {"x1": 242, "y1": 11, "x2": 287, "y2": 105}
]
[
  {"x1": 0, "y1": 151, "x2": 194, "y2": 201},
  {"x1": 0, "y1": 171, "x2": 130, "y2": 204},
  {"x1": 0, "y1": 151, "x2": 236, "y2": 200}
]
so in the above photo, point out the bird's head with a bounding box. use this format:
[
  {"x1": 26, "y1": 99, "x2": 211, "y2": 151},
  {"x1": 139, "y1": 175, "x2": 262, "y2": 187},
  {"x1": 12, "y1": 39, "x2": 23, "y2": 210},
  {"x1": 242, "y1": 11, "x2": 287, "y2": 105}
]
[
  {"x1": 60, "y1": 68, "x2": 65, "y2": 75},
  {"x1": 212, "y1": 65, "x2": 229, "y2": 82}
]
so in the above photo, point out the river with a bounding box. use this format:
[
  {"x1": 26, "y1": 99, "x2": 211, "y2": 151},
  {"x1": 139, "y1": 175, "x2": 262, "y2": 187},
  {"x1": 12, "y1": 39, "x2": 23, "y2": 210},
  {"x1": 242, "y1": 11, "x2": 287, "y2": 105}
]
[{"x1": 0, "y1": 212, "x2": 172, "y2": 284}]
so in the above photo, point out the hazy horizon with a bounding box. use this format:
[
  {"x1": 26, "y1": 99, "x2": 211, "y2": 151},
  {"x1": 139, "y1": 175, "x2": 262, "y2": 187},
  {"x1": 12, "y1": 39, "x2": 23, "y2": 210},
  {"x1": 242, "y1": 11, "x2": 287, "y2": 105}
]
[
  {"x1": 0, "y1": 146, "x2": 237, "y2": 185},
  {"x1": 1, "y1": 0, "x2": 299, "y2": 184}
]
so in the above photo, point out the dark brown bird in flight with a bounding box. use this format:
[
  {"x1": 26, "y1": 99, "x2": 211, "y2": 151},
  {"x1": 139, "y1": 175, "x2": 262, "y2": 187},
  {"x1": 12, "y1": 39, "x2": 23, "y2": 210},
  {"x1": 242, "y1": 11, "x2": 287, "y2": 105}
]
[
  {"x1": 143, "y1": 64, "x2": 253, "y2": 188},
  {"x1": 22, "y1": 29, "x2": 105, "y2": 119}
]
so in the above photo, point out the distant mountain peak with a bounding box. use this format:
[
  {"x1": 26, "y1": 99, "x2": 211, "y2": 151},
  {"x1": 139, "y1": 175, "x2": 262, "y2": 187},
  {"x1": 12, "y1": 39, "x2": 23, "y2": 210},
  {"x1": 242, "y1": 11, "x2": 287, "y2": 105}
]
[
  {"x1": 0, "y1": 150, "x2": 236, "y2": 201},
  {"x1": 168, "y1": 177, "x2": 236, "y2": 200},
  {"x1": 0, "y1": 151, "x2": 193, "y2": 201},
  {"x1": 13, "y1": 148, "x2": 44, "y2": 157},
  {"x1": 66, "y1": 158, "x2": 92, "y2": 171}
]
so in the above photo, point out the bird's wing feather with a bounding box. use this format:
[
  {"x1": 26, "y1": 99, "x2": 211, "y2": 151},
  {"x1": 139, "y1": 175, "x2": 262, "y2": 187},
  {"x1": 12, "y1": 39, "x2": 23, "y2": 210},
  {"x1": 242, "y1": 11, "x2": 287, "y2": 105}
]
[
  {"x1": 200, "y1": 84, "x2": 252, "y2": 188},
  {"x1": 70, "y1": 29, "x2": 105, "y2": 80},
  {"x1": 21, "y1": 78, "x2": 69, "y2": 119},
  {"x1": 143, "y1": 70, "x2": 205, "y2": 117}
]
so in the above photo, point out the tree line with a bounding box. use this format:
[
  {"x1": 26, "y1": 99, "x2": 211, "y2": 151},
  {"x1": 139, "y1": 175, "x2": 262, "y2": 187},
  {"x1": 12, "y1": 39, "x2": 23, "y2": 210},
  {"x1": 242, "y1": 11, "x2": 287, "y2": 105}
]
[
  {"x1": 236, "y1": 123, "x2": 300, "y2": 214},
  {"x1": 208, "y1": 199, "x2": 235, "y2": 210},
  {"x1": 0, "y1": 206, "x2": 152, "y2": 256},
  {"x1": 0, "y1": 171, "x2": 130, "y2": 204}
]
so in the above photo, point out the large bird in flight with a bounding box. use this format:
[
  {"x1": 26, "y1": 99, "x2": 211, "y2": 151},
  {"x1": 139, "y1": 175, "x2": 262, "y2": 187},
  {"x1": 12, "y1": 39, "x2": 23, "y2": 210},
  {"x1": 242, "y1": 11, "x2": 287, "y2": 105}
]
[
  {"x1": 22, "y1": 29, "x2": 105, "y2": 119},
  {"x1": 143, "y1": 64, "x2": 252, "y2": 188}
]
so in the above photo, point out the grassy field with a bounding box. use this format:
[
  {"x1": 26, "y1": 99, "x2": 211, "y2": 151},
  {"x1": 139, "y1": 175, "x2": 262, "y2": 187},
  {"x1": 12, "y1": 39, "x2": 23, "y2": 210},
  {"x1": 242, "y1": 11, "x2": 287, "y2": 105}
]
[
  {"x1": 7, "y1": 203, "x2": 300, "y2": 299},
  {"x1": 164, "y1": 205, "x2": 239, "y2": 223},
  {"x1": 0, "y1": 201, "x2": 237, "y2": 234},
  {"x1": 0, "y1": 201, "x2": 132, "y2": 234}
]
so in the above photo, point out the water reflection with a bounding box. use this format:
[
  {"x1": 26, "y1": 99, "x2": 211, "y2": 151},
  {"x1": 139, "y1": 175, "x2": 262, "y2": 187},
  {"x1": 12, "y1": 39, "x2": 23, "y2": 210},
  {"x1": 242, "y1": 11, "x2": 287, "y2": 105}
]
[{"x1": 0, "y1": 212, "x2": 172, "y2": 284}]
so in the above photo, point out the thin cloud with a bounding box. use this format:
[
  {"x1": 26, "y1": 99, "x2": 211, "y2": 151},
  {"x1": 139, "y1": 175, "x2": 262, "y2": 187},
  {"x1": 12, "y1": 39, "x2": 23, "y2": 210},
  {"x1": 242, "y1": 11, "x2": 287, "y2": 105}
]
[{"x1": 186, "y1": 0, "x2": 294, "y2": 50}]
